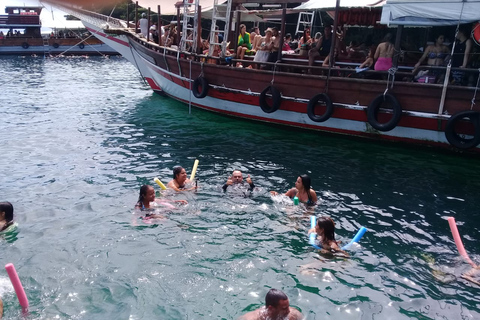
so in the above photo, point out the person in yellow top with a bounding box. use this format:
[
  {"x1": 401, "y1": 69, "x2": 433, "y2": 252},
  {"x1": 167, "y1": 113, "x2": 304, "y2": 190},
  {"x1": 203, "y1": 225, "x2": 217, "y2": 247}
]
[{"x1": 237, "y1": 24, "x2": 252, "y2": 67}]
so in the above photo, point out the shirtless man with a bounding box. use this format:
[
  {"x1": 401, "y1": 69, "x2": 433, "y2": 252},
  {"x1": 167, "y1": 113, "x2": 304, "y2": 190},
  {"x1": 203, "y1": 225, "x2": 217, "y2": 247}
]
[
  {"x1": 238, "y1": 289, "x2": 303, "y2": 320},
  {"x1": 222, "y1": 170, "x2": 255, "y2": 192},
  {"x1": 167, "y1": 166, "x2": 196, "y2": 191}
]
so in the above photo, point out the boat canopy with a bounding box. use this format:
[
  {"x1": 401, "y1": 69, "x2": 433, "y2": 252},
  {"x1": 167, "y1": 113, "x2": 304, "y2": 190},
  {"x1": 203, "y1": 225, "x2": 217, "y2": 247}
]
[
  {"x1": 380, "y1": 0, "x2": 480, "y2": 26},
  {"x1": 136, "y1": 0, "x2": 216, "y2": 15},
  {"x1": 294, "y1": 0, "x2": 386, "y2": 11}
]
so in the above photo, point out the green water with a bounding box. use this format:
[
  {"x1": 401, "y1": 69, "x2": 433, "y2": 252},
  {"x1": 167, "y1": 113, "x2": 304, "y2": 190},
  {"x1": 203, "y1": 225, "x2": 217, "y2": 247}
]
[{"x1": 0, "y1": 56, "x2": 479, "y2": 319}]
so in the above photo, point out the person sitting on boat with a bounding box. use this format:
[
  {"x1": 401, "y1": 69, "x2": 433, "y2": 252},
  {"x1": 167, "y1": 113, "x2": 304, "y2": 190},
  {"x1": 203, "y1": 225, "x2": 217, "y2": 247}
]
[
  {"x1": 0, "y1": 31, "x2": 4, "y2": 40},
  {"x1": 237, "y1": 288, "x2": 303, "y2": 320},
  {"x1": 222, "y1": 170, "x2": 255, "y2": 192},
  {"x1": 298, "y1": 27, "x2": 313, "y2": 56},
  {"x1": 253, "y1": 28, "x2": 274, "y2": 69},
  {"x1": 150, "y1": 23, "x2": 159, "y2": 44},
  {"x1": 374, "y1": 33, "x2": 395, "y2": 71},
  {"x1": 270, "y1": 174, "x2": 317, "y2": 206},
  {"x1": 167, "y1": 166, "x2": 197, "y2": 191},
  {"x1": 138, "y1": 12, "x2": 149, "y2": 38},
  {"x1": 237, "y1": 24, "x2": 252, "y2": 67},
  {"x1": 308, "y1": 25, "x2": 332, "y2": 67},
  {"x1": 450, "y1": 25, "x2": 473, "y2": 86},
  {"x1": 282, "y1": 33, "x2": 294, "y2": 54},
  {"x1": 250, "y1": 27, "x2": 259, "y2": 42},
  {"x1": 355, "y1": 46, "x2": 376, "y2": 74},
  {"x1": 0, "y1": 202, "x2": 14, "y2": 232},
  {"x1": 412, "y1": 34, "x2": 450, "y2": 83}
]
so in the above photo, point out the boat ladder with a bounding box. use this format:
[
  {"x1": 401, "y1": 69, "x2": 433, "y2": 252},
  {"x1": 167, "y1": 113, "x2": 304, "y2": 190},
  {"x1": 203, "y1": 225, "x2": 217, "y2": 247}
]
[
  {"x1": 43, "y1": 37, "x2": 50, "y2": 57},
  {"x1": 180, "y1": 0, "x2": 199, "y2": 53},
  {"x1": 295, "y1": 11, "x2": 315, "y2": 36},
  {"x1": 208, "y1": 0, "x2": 232, "y2": 57}
]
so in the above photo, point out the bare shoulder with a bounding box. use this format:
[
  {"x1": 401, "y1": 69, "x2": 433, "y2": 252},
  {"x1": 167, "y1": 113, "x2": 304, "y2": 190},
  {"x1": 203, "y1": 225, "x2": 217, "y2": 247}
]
[
  {"x1": 289, "y1": 307, "x2": 304, "y2": 319},
  {"x1": 237, "y1": 309, "x2": 259, "y2": 320}
]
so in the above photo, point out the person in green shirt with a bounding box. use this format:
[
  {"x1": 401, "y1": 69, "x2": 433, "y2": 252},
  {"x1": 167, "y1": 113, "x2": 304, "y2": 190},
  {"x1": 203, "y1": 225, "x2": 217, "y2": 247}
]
[{"x1": 237, "y1": 24, "x2": 252, "y2": 67}]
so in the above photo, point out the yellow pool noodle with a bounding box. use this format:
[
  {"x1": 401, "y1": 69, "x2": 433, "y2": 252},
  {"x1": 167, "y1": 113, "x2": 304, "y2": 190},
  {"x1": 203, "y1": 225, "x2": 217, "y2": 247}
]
[
  {"x1": 190, "y1": 159, "x2": 199, "y2": 180},
  {"x1": 154, "y1": 177, "x2": 167, "y2": 190}
]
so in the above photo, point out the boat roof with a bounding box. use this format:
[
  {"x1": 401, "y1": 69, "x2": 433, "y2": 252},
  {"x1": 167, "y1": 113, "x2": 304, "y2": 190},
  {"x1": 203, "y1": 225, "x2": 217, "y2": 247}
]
[
  {"x1": 380, "y1": 0, "x2": 480, "y2": 26},
  {"x1": 5, "y1": 6, "x2": 43, "y2": 14}
]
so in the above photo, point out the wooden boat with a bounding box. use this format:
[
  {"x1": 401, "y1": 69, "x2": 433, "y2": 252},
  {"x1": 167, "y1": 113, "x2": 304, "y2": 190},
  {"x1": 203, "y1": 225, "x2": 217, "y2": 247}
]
[
  {"x1": 43, "y1": 0, "x2": 480, "y2": 151},
  {"x1": 0, "y1": 6, "x2": 119, "y2": 56}
]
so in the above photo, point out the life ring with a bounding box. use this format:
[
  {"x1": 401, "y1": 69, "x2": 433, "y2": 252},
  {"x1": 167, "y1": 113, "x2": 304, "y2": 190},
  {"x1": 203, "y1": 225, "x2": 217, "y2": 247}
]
[
  {"x1": 367, "y1": 94, "x2": 402, "y2": 131},
  {"x1": 53, "y1": 43, "x2": 59, "y2": 49},
  {"x1": 78, "y1": 43, "x2": 85, "y2": 49},
  {"x1": 307, "y1": 93, "x2": 334, "y2": 122},
  {"x1": 259, "y1": 85, "x2": 281, "y2": 113},
  {"x1": 21, "y1": 42, "x2": 29, "y2": 49},
  {"x1": 192, "y1": 76, "x2": 209, "y2": 98},
  {"x1": 445, "y1": 110, "x2": 480, "y2": 149},
  {"x1": 472, "y1": 22, "x2": 480, "y2": 46}
]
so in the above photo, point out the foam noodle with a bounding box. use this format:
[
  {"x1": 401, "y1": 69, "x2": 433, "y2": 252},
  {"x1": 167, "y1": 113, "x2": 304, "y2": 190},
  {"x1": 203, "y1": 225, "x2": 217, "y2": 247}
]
[
  {"x1": 5, "y1": 263, "x2": 29, "y2": 309},
  {"x1": 341, "y1": 227, "x2": 367, "y2": 250},
  {"x1": 309, "y1": 216, "x2": 322, "y2": 249},
  {"x1": 154, "y1": 177, "x2": 167, "y2": 190},
  {"x1": 448, "y1": 217, "x2": 475, "y2": 267},
  {"x1": 310, "y1": 216, "x2": 316, "y2": 229},
  {"x1": 190, "y1": 159, "x2": 199, "y2": 181}
]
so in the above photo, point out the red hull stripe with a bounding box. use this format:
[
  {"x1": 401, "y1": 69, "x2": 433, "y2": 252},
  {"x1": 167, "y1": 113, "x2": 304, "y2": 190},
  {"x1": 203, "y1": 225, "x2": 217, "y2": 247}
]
[{"x1": 145, "y1": 77, "x2": 162, "y2": 91}]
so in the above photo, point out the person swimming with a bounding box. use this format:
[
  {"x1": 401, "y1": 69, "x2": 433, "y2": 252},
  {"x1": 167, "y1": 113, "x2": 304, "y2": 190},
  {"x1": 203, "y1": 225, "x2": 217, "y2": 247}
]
[
  {"x1": 135, "y1": 185, "x2": 186, "y2": 219},
  {"x1": 167, "y1": 166, "x2": 197, "y2": 191},
  {"x1": 270, "y1": 174, "x2": 317, "y2": 205},
  {"x1": 309, "y1": 216, "x2": 348, "y2": 256},
  {"x1": 0, "y1": 202, "x2": 14, "y2": 232}
]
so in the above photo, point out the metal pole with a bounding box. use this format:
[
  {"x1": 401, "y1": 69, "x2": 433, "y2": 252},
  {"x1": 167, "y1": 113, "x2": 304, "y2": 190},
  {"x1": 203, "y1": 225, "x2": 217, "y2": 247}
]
[
  {"x1": 126, "y1": 0, "x2": 129, "y2": 29},
  {"x1": 158, "y1": 5, "x2": 162, "y2": 45},
  {"x1": 147, "y1": 7, "x2": 151, "y2": 42},
  {"x1": 277, "y1": 5, "x2": 286, "y2": 62},
  {"x1": 176, "y1": 6, "x2": 181, "y2": 47},
  {"x1": 197, "y1": 5, "x2": 202, "y2": 54},
  {"x1": 134, "y1": 1, "x2": 138, "y2": 33},
  {"x1": 393, "y1": 25, "x2": 403, "y2": 68}
]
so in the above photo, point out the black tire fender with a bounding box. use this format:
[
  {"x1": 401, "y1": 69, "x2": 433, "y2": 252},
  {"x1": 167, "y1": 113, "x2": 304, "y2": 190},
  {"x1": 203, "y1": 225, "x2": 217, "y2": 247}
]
[
  {"x1": 21, "y1": 42, "x2": 29, "y2": 49},
  {"x1": 445, "y1": 110, "x2": 480, "y2": 149},
  {"x1": 78, "y1": 43, "x2": 85, "y2": 49},
  {"x1": 53, "y1": 43, "x2": 59, "y2": 49},
  {"x1": 367, "y1": 93, "x2": 402, "y2": 131},
  {"x1": 259, "y1": 86, "x2": 281, "y2": 113},
  {"x1": 307, "y1": 93, "x2": 334, "y2": 122},
  {"x1": 192, "y1": 76, "x2": 209, "y2": 99}
]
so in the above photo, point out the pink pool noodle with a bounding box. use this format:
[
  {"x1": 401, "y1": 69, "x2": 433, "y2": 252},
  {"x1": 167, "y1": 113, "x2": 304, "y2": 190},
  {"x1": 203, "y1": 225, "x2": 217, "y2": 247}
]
[
  {"x1": 5, "y1": 263, "x2": 29, "y2": 309},
  {"x1": 448, "y1": 217, "x2": 476, "y2": 267}
]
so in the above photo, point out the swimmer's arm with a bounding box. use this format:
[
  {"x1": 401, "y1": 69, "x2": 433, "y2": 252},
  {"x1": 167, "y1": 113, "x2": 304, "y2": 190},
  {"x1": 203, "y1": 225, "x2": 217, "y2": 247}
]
[
  {"x1": 310, "y1": 190, "x2": 318, "y2": 203},
  {"x1": 289, "y1": 308, "x2": 303, "y2": 320},
  {"x1": 285, "y1": 188, "x2": 297, "y2": 198}
]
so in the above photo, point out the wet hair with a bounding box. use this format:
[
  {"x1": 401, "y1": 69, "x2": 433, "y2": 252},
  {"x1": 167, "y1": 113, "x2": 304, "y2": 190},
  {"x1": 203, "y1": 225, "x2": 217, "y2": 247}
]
[
  {"x1": 265, "y1": 288, "x2": 288, "y2": 307},
  {"x1": 0, "y1": 202, "x2": 14, "y2": 231},
  {"x1": 137, "y1": 185, "x2": 152, "y2": 204},
  {"x1": 173, "y1": 166, "x2": 184, "y2": 179},
  {"x1": 299, "y1": 174, "x2": 313, "y2": 203},
  {"x1": 317, "y1": 216, "x2": 336, "y2": 245}
]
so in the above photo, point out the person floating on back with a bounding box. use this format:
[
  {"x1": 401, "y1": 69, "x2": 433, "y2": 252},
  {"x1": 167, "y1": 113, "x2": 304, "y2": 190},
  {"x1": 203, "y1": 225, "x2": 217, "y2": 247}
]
[
  {"x1": 0, "y1": 202, "x2": 14, "y2": 232},
  {"x1": 167, "y1": 166, "x2": 197, "y2": 191},
  {"x1": 222, "y1": 170, "x2": 255, "y2": 193},
  {"x1": 237, "y1": 288, "x2": 303, "y2": 320},
  {"x1": 270, "y1": 174, "x2": 317, "y2": 206}
]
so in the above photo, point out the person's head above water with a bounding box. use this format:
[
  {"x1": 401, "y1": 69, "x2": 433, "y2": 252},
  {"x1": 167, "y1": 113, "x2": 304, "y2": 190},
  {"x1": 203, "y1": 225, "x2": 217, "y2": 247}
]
[
  {"x1": 316, "y1": 216, "x2": 336, "y2": 242},
  {"x1": 265, "y1": 289, "x2": 291, "y2": 318},
  {"x1": 0, "y1": 201, "x2": 14, "y2": 231},
  {"x1": 232, "y1": 170, "x2": 244, "y2": 183},
  {"x1": 295, "y1": 174, "x2": 311, "y2": 192},
  {"x1": 137, "y1": 185, "x2": 155, "y2": 206},
  {"x1": 173, "y1": 166, "x2": 188, "y2": 184}
]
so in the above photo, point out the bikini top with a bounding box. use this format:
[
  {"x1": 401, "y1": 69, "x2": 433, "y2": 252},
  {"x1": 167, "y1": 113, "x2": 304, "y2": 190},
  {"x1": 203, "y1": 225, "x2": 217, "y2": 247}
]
[
  {"x1": 428, "y1": 52, "x2": 448, "y2": 60},
  {"x1": 293, "y1": 189, "x2": 315, "y2": 206}
]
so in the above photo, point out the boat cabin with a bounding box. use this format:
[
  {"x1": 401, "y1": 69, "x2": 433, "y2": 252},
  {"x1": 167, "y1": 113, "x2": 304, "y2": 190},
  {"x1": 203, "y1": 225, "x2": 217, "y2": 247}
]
[{"x1": 0, "y1": 6, "x2": 42, "y2": 38}]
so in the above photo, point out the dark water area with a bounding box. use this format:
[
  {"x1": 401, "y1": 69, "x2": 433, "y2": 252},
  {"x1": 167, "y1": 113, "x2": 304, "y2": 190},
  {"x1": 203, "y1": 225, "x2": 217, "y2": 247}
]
[{"x1": 0, "y1": 56, "x2": 479, "y2": 319}]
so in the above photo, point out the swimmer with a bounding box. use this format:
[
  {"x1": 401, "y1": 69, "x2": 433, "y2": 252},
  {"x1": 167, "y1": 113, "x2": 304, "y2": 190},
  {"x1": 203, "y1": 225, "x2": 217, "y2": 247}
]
[
  {"x1": 0, "y1": 295, "x2": 3, "y2": 319},
  {"x1": 237, "y1": 288, "x2": 303, "y2": 320},
  {"x1": 270, "y1": 174, "x2": 317, "y2": 205},
  {"x1": 135, "y1": 185, "x2": 186, "y2": 218},
  {"x1": 167, "y1": 166, "x2": 197, "y2": 191},
  {"x1": 309, "y1": 216, "x2": 348, "y2": 256},
  {"x1": 222, "y1": 170, "x2": 255, "y2": 192},
  {"x1": 462, "y1": 265, "x2": 480, "y2": 286},
  {"x1": 0, "y1": 202, "x2": 14, "y2": 232}
]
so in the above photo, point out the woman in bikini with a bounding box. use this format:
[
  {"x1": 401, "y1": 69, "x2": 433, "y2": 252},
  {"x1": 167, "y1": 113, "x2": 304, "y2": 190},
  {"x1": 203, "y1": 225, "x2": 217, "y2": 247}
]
[
  {"x1": 412, "y1": 34, "x2": 450, "y2": 82},
  {"x1": 271, "y1": 174, "x2": 317, "y2": 206},
  {"x1": 374, "y1": 33, "x2": 395, "y2": 71},
  {"x1": 308, "y1": 216, "x2": 348, "y2": 256},
  {"x1": 135, "y1": 185, "x2": 187, "y2": 219}
]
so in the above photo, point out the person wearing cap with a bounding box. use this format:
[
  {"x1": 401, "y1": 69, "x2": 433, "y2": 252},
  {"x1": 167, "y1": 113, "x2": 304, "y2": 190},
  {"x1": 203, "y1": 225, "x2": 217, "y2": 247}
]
[
  {"x1": 150, "y1": 23, "x2": 159, "y2": 43},
  {"x1": 138, "y1": 12, "x2": 149, "y2": 38},
  {"x1": 253, "y1": 28, "x2": 274, "y2": 69},
  {"x1": 237, "y1": 288, "x2": 303, "y2": 320}
]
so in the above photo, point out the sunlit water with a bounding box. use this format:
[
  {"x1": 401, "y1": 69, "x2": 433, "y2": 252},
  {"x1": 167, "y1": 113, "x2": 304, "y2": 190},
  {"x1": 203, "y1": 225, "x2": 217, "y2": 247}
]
[{"x1": 0, "y1": 56, "x2": 479, "y2": 320}]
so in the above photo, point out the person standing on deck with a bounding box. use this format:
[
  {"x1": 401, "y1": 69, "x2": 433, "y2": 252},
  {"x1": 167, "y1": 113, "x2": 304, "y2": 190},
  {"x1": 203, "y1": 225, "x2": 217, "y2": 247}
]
[
  {"x1": 374, "y1": 33, "x2": 395, "y2": 71},
  {"x1": 138, "y1": 13, "x2": 148, "y2": 38},
  {"x1": 237, "y1": 288, "x2": 303, "y2": 320}
]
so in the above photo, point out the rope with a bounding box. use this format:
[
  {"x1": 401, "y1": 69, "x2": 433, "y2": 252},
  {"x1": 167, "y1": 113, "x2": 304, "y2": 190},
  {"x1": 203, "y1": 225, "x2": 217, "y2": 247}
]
[
  {"x1": 200, "y1": 61, "x2": 204, "y2": 77},
  {"x1": 384, "y1": 67, "x2": 397, "y2": 96},
  {"x1": 471, "y1": 68, "x2": 480, "y2": 110},
  {"x1": 271, "y1": 61, "x2": 278, "y2": 85}
]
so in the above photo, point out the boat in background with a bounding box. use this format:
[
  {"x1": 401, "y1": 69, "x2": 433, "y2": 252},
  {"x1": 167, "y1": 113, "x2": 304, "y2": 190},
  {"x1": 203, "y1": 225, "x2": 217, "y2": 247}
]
[
  {"x1": 0, "y1": 6, "x2": 119, "y2": 56},
  {"x1": 43, "y1": 0, "x2": 480, "y2": 152}
]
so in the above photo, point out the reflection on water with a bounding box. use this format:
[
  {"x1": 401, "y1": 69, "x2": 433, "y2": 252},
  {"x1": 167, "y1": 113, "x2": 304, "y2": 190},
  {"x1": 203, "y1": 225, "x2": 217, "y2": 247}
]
[{"x1": 0, "y1": 56, "x2": 479, "y2": 319}]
